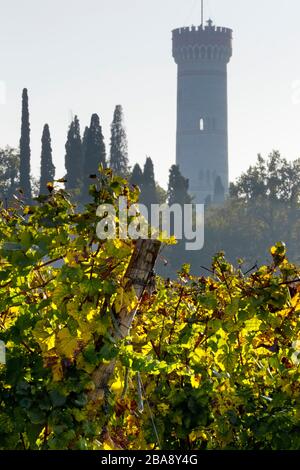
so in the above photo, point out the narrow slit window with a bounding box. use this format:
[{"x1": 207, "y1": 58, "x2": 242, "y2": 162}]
[{"x1": 199, "y1": 118, "x2": 204, "y2": 131}]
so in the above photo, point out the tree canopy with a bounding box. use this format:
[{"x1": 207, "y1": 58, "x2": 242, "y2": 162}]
[
  {"x1": 167, "y1": 164, "x2": 192, "y2": 206},
  {"x1": 109, "y1": 105, "x2": 129, "y2": 178},
  {"x1": 19, "y1": 88, "x2": 32, "y2": 200},
  {"x1": 0, "y1": 147, "x2": 20, "y2": 204},
  {"x1": 230, "y1": 151, "x2": 300, "y2": 203},
  {"x1": 39, "y1": 124, "x2": 55, "y2": 195},
  {"x1": 65, "y1": 116, "x2": 83, "y2": 193}
]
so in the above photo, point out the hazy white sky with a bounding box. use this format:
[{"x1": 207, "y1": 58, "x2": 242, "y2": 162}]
[{"x1": 1, "y1": 0, "x2": 300, "y2": 188}]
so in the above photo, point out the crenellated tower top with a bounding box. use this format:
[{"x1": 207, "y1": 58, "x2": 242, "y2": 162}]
[{"x1": 172, "y1": 19, "x2": 233, "y2": 64}]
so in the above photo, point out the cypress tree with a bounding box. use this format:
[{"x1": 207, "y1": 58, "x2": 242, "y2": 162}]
[
  {"x1": 83, "y1": 113, "x2": 106, "y2": 178},
  {"x1": 167, "y1": 165, "x2": 192, "y2": 206},
  {"x1": 140, "y1": 157, "x2": 158, "y2": 209},
  {"x1": 0, "y1": 147, "x2": 19, "y2": 203},
  {"x1": 19, "y1": 88, "x2": 32, "y2": 199},
  {"x1": 213, "y1": 176, "x2": 225, "y2": 204},
  {"x1": 39, "y1": 124, "x2": 55, "y2": 194},
  {"x1": 165, "y1": 166, "x2": 193, "y2": 273},
  {"x1": 109, "y1": 105, "x2": 129, "y2": 177},
  {"x1": 82, "y1": 126, "x2": 89, "y2": 164},
  {"x1": 65, "y1": 116, "x2": 82, "y2": 191},
  {"x1": 130, "y1": 163, "x2": 143, "y2": 188}
]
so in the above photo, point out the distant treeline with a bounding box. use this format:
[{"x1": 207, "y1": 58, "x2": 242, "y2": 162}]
[
  {"x1": 1, "y1": 89, "x2": 300, "y2": 275},
  {"x1": 158, "y1": 151, "x2": 300, "y2": 277},
  {"x1": 0, "y1": 88, "x2": 189, "y2": 211}
]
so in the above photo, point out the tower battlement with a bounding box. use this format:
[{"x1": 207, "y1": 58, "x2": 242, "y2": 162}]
[
  {"x1": 173, "y1": 24, "x2": 232, "y2": 34},
  {"x1": 172, "y1": 22, "x2": 232, "y2": 64}
]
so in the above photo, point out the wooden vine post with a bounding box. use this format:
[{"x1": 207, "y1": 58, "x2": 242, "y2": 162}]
[{"x1": 89, "y1": 239, "x2": 161, "y2": 405}]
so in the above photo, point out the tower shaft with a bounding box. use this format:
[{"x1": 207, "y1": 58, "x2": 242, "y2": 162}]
[{"x1": 172, "y1": 22, "x2": 233, "y2": 204}]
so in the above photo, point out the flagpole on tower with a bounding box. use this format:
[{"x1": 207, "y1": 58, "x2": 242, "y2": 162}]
[{"x1": 201, "y1": 0, "x2": 204, "y2": 26}]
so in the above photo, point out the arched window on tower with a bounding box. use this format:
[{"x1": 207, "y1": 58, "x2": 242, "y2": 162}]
[{"x1": 199, "y1": 118, "x2": 204, "y2": 131}]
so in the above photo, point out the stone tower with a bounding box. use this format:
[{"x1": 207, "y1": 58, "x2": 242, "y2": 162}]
[{"x1": 172, "y1": 19, "x2": 233, "y2": 204}]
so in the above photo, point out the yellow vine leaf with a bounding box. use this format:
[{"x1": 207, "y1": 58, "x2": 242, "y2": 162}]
[
  {"x1": 33, "y1": 320, "x2": 56, "y2": 352},
  {"x1": 52, "y1": 361, "x2": 63, "y2": 382},
  {"x1": 114, "y1": 287, "x2": 124, "y2": 314},
  {"x1": 87, "y1": 308, "x2": 97, "y2": 322},
  {"x1": 190, "y1": 374, "x2": 201, "y2": 388},
  {"x1": 56, "y1": 328, "x2": 78, "y2": 358},
  {"x1": 102, "y1": 441, "x2": 116, "y2": 450},
  {"x1": 110, "y1": 377, "x2": 123, "y2": 394},
  {"x1": 291, "y1": 293, "x2": 300, "y2": 312}
]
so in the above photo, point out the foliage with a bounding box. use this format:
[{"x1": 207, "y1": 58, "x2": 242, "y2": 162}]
[
  {"x1": 83, "y1": 114, "x2": 106, "y2": 198},
  {"x1": 109, "y1": 105, "x2": 129, "y2": 178},
  {"x1": 19, "y1": 88, "x2": 32, "y2": 200},
  {"x1": 230, "y1": 151, "x2": 300, "y2": 203},
  {"x1": 213, "y1": 176, "x2": 225, "y2": 204},
  {"x1": 156, "y1": 183, "x2": 167, "y2": 205},
  {"x1": 163, "y1": 152, "x2": 300, "y2": 276},
  {"x1": 201, "y1": 152, "x2": 300, "y2": 269},
  {"x1": 140, "y1": 157, "x2": 158, "y2": 210},
  {"x1": 1, "y1": 172, "x2": 300, "y2": 450},
  {"x1": 130, "y1": 158, "x2": 162, "y2": 210},
  {"x1": 130, "y1": 163, "x2": 143, "y2": 188},
  {"x1": 65, "y1": 116, "x2": 83, "y2": 193},
  {"x1": 81, "y1": 126, "x2": 89, "y2": 164},
  {"x1": 0, "y1": 147, "x2": 20, "y2": 204},
  {"x1": 39, "y1": 124, "x2": 55, "y2": 195},
  {"x1": 167, "y1": 165, "x2": 192, "y2": 205},
  {"x1": 203, "y1": 197, "x2": 300, "y2": 268},
  {"x1": 127, "y1": 244, "x2": 300, "y2": 449},
  {"x1": 0, "y1": 170, "x2": 136, "y2": 450}
]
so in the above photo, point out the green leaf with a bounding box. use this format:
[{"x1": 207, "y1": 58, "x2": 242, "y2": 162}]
[{"x1": 49, "y1": 389, "x2": 67, "y2": 407}]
